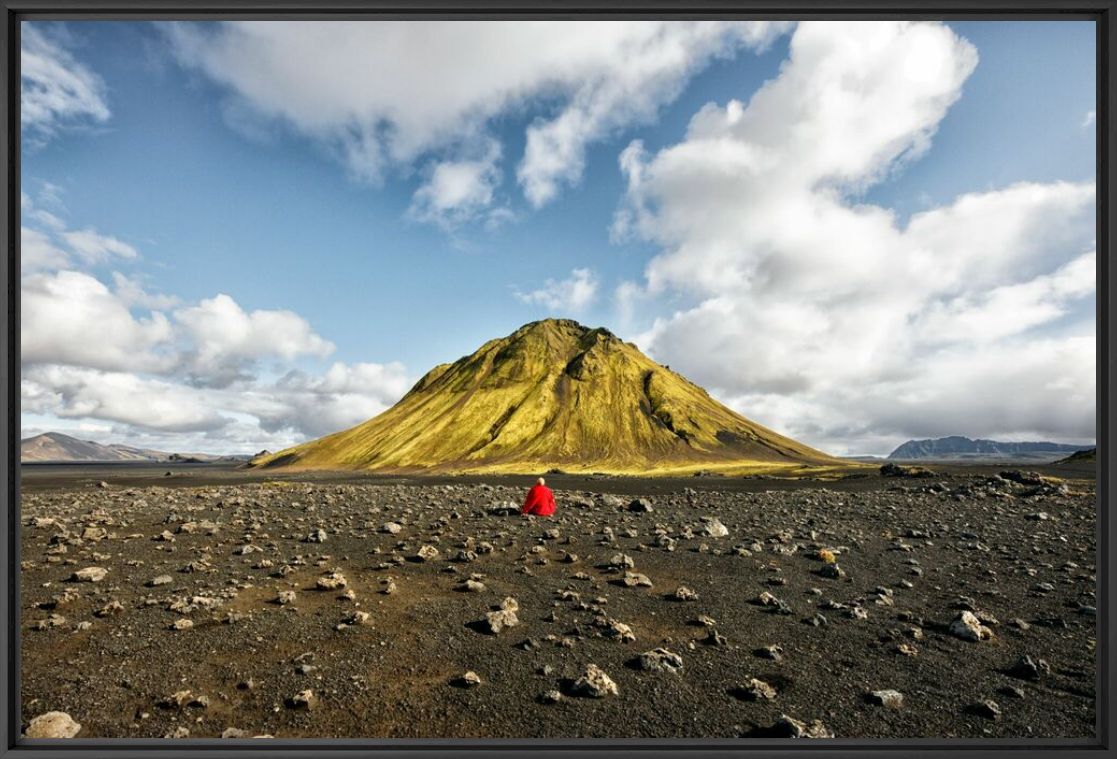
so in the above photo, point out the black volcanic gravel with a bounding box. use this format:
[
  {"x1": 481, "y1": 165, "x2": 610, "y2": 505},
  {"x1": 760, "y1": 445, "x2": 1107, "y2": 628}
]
[{"x1": 19, "y1": 466, "x2": 1096, "y2": 739}]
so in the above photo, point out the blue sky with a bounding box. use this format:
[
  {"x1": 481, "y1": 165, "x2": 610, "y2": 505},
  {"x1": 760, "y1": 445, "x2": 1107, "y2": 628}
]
[{"x1": 20, "y1": 20, "x2": 1097, "y2": 456}]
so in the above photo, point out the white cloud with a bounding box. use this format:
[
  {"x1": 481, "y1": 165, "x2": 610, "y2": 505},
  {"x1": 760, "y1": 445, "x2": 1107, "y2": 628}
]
[
  {"x1": 21, "y1": 25, "x2": 110, "y2": 139},
  {"x1": 166, "y1": 20, "x2": 790, "y2": 218},
  {"x1": 615, "y1": 21, "x2": 1096, "y2": 455},
  {"x1": 409, "y1": 139, "x2": 504, "y2": 227},
  {"x1": 22, "y1": 270, "x2": 175, "y2": 373},
  {"x1": 174, "y1": 294, "x2": 336, "y2": 385},
  {"x1": 111, "y1": 271, "x2": 181, "y2": 310},
  {"x1": 61, "y1": 228, "x2": 140, "y2": 264},
  {"x1": 21, "y1": 227, "x2": 70, "y2": 272},
  {"x1": 515, "y1": 267, "x2": 600, "y2": 313},
  {"x1": 22, "y1": 364, "x2": 227, "y2": 433},
  {"x1": 1083, "y1": 109, "x2": 1096, "y2": 128},
  {"x1": 20, "y1": 200, "x2": 408, "y2": 453},
  {"x1": 244, "y1": 361, "x2": 411, "y2": 438},
  {"x1": 21, "y1": 358, "x2": 412, "y2": 446}
]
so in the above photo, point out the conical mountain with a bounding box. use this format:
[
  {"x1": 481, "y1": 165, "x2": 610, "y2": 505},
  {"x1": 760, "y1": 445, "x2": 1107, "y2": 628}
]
[{"x1": 253, "y1": 319, "x2": 838, "y2": 475}]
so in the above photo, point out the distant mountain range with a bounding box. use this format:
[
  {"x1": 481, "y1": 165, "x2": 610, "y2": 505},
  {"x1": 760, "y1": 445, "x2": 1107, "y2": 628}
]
[
  {"x1": 889, "y1": 436, "x2": 1094, "y2": 463},
  {"x1": 21, "y1": 432, "x2": 249, "y2": 464}
]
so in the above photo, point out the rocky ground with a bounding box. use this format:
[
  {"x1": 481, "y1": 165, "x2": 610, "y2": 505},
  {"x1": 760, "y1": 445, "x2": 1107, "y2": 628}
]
[{"x1": 19, "y1": 465, "x2": 1096, "y2": 739}]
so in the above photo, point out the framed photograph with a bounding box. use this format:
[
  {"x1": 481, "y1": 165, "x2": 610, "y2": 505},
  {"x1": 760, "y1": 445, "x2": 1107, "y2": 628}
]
[{"x1": 2, "y1": 1, "x2": 1112, "y2": 757}]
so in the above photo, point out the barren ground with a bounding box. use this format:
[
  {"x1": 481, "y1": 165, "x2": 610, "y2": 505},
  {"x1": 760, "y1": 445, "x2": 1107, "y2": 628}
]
[{"x1": 19, "y1": 461, "x2": 1097, "y2": 739}]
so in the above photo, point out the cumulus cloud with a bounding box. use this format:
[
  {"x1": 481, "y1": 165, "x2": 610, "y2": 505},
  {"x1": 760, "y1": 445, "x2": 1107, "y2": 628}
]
[
  {"x1": 21, "y1": 226, "x2": 70, "y2": 272},
  {"x1": 515, "y1": 268, "x2": 600, "y2": 313},
  {"x1": 22, "y1": 364, "x2": 228, "y2": 433},
  {"x1": 174, "y1": 294, "x2": 335, "y2": 386},
  {"x1": 615, "y1": 21, "x2": 1095, "y2": 455},
  {"x1": 243, "y1": 361, "x2": 412, "y2": 438},
  {"x1": 165, "y1": 20, "x2": 790, "y2": 221},
  {"x1": 1083, "y1": 110, "x2": 1096, "y2": 128},
  {"x1": 22, "y1": 270, "x2": 175, "y2": 373},
  {"x1": 409, "y1": 139, "x2": 505, "y2": 229},
  {"x1": 20, "y1": 200, "x2": 407, "y2": 451},
  {"x1": 21, "y1": 24, "x2": 110, "y2": 140}
]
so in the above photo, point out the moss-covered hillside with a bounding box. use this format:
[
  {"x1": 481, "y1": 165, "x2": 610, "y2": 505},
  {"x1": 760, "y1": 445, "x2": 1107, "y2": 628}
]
[{"x1": 252, "y1": 319, "x2": 840, "y2": 475}]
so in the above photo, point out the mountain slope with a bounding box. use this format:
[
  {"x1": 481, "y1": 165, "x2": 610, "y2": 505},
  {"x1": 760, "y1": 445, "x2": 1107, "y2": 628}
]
[
  {"x1": 21, "y1": 432, "x2": 156, "y2": 463},
  {"x1": 20, "y1": 432, "x2": 247, "y2": 464},
  {"x1": 254, "y1": 319, "x2": 840, "y2": 475},
  {"x1": 889, "y1": 436, "x2": 1093, "y2": 462}
]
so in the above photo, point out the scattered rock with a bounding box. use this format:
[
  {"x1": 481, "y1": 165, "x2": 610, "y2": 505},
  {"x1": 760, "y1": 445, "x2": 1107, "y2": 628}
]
[
  {"x1": 414, "y1": 545, "x2": 440, "y2": 562},
  {"x1": 949, "y1": 611, "x2": 994, "y2": 642},
  {"x1": 734, "y1": 678, "x2": 777, "y2": 701},
  {"x1": 572, "y1": 664, "x2": 618, "y2": 698},
  {"x1": 25, "y1": 711, "x2": 81, "y2": 738},
  {"x1": 766, "y1": 714, "x2": 834, "y2": 738},
  {"x1": 634, "y1": 648, "x2": 683, "y2": 674},
  {"x1": 966, "y1": 700, "x2": 1001, "y2": 720},
  {"x1": 70, "y1": 567, "x2": 107, "y2": 583},
  {"x1": 453, "y1": 671, "x2": 482, "y2": 688},
  {"x1": 867, "y1": 690, "x2": 904, "y2": 709},
  {"x1": 286, "y1": 689, "x2": 317, "y2": 710}
]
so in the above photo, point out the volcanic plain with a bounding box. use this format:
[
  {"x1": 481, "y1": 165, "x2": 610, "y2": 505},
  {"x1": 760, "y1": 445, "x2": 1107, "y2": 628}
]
[{"x1": 19, "y1": 459, "x2": 1096, "y2": 739}]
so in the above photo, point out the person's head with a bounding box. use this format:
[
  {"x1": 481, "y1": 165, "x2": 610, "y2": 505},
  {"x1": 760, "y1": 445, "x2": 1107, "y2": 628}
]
[{"x1": 537, "y1": 477, "x2": 545, "y2": 487}]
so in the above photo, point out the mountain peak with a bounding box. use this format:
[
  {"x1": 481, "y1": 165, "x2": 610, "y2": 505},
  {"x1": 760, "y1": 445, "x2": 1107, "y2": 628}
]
[{"x1": 254, "y1": 321, "x2": 837, "y2": 475}]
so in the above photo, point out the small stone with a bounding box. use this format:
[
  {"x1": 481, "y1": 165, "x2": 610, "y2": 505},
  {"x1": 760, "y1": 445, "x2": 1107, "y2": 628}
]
[
  {"x1": 276, "y1": 591, "x2": 297, "y2": 605},
  {"x1": 539, "y1": 689, "x2": 563, "y2": 704},
  {"x1": 769, "y1": 715, "x2": 834, "y2": 738},
  {"x1": 672, "y1": 586, "x2": 699, "y2": 602},
  {"x1": 755, "y1": 645, "x2": 783, "y2": 661},
  {"x1": 895, "y1": 642, "x2": 919, "y2": 657},
  {"x1": 305, "y1": 528, "x2": 328, "y2": 543},
  {"x1": 635, "y1": 648, "x2": 683, "y2": 674},
  {"x1": 702, "y1": 518, "x2": 729, "y2": 538},
  {"x1": 620, "y1": 571, "x2": 653, "y2": 588},
  {"x1": 1008, "y1": 655, "x2": 1050, "y2": 681},
  {"x1": 966, "y1": 700, "x2": 1001, "y2": 720},
  {"x1": 454, "y1": 671, "x2": 482, "y2": 688},
  {"x1": 316, "y1": 571, "x2": 347, "y2": 590},
  {"x1": 25, "y1": 711, "x2": 81, "y2": 738},
  {"x1": 147, "y1": 575, "x2": 172, "y2": 587},
  {"x1": 736, "y1": 678, "x2": 777, "y2": 701},
  {"x1": 483, "y1": 609, "x2": 519, "y2": 634},
  {"x1": 867, "y1": 689, "x2": 904, "y2": 709},
  {"x1": 703, "y1": 629, "x2": 728, "y2": 646},
  {"x1": 170, "y1": 619, "x2": 193, "y2": 631},
  {"x1": 343, "y1": 611, "x2": 371, "y2": 626},
  {"x1": 286, "y1": 689, "x2": 317, "y2": 710},
  {"x1": 628, "y1": 498, "x2": 654, "y2": 513},
  {"x1": 817, "y1": 564, "x2": 846, "y2": 580},
  {"x1": 71, "y1": 567, "x2": 107, "y2": 583},
  {"x1": 381, "y1": 522, "x2": 402, "y2": 534},
  {"x1": 458, "y1": 579, "x2": 486, "y2": 593},
  {"x1": 414, "y1": 545, "x2": 440, "y2": 562},
  {"x1": 949, "y1": 611, "x2": 994, "y2": 642},
  {"x1": 572, "y1": 664, "x2": 618, "y2": 697}
]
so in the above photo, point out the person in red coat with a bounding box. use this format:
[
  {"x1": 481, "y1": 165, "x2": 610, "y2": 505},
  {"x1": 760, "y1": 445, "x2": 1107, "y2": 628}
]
[{"x1": 521, "y1": 477, "x2": 557, "y2": 517}]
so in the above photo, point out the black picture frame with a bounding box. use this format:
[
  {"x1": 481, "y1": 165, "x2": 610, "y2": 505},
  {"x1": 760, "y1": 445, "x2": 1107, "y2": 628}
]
[{"x1": 1, "y1": 2, "x2": 1112, "y2": 757}]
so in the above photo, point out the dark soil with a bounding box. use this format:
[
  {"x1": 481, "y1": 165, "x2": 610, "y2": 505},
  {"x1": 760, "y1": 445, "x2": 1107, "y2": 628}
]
[{"x1": 19, "y1": 463, "x2": 1097, "y2": 739}]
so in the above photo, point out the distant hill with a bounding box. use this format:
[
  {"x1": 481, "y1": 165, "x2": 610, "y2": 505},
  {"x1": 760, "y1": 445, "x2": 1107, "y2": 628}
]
[
  {"x1": 1056, "y1": 448, "x2": 1096, "y2": 465},
  {"x1": 21, "y1": 432, "x2": 249, "y2": 464},
  {"x1": 889, "y1": 436, "x2": 1094, "y2": 463},
  {"x1": 253, "y1": 318, "x2": 841, "y2": 476}
]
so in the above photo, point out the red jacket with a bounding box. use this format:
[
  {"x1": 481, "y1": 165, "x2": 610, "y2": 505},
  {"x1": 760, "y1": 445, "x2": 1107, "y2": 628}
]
[{"x1": 521, "y1": 483, "x2": 556, "y2": 516}]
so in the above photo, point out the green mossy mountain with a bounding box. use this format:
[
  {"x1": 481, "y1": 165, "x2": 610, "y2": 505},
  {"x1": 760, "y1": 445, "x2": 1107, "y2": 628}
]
[{"x1": 253, "y1": 319, "x2": 839, "y2": 475}]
